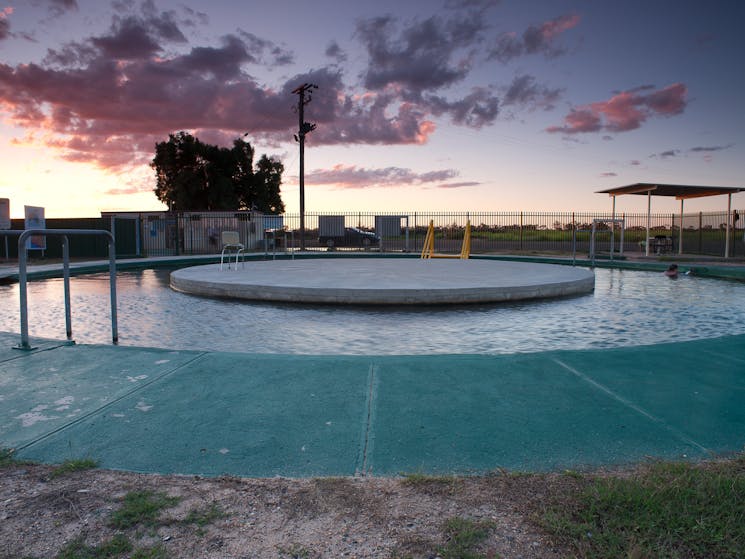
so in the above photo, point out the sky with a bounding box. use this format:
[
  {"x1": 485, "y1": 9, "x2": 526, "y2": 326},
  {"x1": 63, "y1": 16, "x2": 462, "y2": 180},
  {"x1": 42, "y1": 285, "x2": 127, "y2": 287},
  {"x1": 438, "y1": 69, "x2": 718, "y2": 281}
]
[{"x1": 0, "y1": 0, "x2": 743, "y2": 218}]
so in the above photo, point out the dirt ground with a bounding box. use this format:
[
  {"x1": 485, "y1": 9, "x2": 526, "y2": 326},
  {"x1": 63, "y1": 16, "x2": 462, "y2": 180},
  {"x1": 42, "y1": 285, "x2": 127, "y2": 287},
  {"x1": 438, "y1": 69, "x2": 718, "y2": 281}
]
[{"x1": 0, "y1": 463, "x2": 580, "y2": 559}]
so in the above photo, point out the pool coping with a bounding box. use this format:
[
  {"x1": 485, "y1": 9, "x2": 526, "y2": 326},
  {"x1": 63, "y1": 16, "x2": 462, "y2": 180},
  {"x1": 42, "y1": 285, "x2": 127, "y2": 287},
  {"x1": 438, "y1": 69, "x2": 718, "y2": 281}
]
[{"x1": 170, "y1": 259, "x2": 596, "y2": 305}]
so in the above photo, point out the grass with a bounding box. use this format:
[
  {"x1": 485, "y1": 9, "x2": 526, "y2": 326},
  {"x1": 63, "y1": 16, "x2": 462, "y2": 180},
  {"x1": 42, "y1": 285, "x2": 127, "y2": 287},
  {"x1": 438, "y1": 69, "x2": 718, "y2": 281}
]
[
  {"x1": 50, "y1": 458, "x2": 99, "y2": 478},
  {"x1": 129, "y1": 545, "x2": 169, "y2": 559},
  {"x1": 391, "y1": 516, "x2": 498, "y2": 559},
  {"x1": 540, "y1": 457, "x2": 745, "y2": 558},
  {"x1": 276, "y1": 543, "x2": 314, "y2": 558},
  {"x1": 401, "y1": 472, "x2": 460, "y2": 485},
  {"x1": 437, "y1": 517, "x2": 498, "y2": 559},
  {"x1": 0, "y1": 447, "x2": 15, "y2": 467},
  {"x1": 0, "y1": 447, "x2": 35, "y2": 468},
  {"x1": 183, "y1": 502, "x2": 224, "y2": 527},
  {"x1": 401, "y1": 472, "x2": 462, "y2": 496},
  {"x1": 56, "y1": 534, "x2": 132, "y2": 559},
  {"x1": 109, "y1": 490, "x2": 181, "y2": 530},
  {"x1": 55, "y1": 534, "x2": 167, "y2": 559}
]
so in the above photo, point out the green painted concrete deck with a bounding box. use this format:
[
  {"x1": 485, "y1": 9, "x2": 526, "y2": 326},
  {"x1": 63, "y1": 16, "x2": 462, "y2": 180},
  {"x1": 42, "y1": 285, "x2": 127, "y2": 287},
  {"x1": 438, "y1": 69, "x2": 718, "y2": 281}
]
[{"x1": 2, "y1": 331, "x2": 743, "y2": 476}]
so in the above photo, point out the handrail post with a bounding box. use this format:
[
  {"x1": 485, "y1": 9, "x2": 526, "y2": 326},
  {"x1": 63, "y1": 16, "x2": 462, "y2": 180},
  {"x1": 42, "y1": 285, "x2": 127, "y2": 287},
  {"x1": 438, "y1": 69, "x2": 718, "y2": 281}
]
[
  {"x1": 108, "y1": 236, "x2": 118, "y2": 344},
  {"x1": 17, "y1": 231, "x2": 31, "y2": 350},
  {"x1": 13, "y1": 229, "x2": 118, "y2": 350},
  {"x1": 63, "y1": 235, "x2": 72, "y2": 340}
]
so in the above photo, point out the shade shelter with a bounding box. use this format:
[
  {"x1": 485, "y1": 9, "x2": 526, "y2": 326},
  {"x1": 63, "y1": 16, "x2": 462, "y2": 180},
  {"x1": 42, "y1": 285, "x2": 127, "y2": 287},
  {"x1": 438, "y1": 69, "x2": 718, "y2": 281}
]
[{"x1": 596, "y1": 183, "x2": 744, "y2": 257}]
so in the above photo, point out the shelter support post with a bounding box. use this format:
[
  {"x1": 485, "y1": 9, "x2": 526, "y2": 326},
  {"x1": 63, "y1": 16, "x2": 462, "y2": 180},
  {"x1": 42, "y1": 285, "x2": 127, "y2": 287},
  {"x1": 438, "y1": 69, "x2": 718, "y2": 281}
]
[
  {"x1": 725, "y1": 193, "x2": 731, "y2": 258},
  {"x1": 610, "y1": 196, "x2": 616, "y2": 260},
  {"x1": 679, "y1": 199, "x2": 684, "y2": 255},
  {"x1": 645, "y1": 191, "x2": 651, "y2": 256}
]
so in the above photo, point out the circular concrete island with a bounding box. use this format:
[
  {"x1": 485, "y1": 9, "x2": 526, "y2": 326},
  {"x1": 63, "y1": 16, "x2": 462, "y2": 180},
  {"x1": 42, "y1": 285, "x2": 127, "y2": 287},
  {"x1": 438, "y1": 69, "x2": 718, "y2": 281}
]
[{"x1": 170, "y1": 258, "x2": 594, "y2": 305}]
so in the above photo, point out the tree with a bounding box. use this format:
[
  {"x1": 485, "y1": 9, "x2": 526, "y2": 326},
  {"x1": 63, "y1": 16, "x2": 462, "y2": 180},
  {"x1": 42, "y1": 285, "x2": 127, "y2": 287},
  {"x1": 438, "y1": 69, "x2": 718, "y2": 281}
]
[{"x1": 151, "y1": 131, "x2": 285, "y2": 213}]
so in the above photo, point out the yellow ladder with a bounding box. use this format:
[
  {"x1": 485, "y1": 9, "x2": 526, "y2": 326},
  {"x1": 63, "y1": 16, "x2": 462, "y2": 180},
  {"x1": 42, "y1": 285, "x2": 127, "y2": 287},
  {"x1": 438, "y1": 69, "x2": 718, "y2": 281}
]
[{"x1": 420, "y1": 220, "x2": 471, "y2": 259}]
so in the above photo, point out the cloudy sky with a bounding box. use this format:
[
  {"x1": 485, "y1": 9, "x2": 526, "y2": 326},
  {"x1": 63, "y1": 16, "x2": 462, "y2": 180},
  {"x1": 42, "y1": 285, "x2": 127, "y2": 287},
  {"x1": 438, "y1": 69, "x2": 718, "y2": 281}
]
[{"x1": 0, "y1": 0, "x2": 743, "y2": 217}]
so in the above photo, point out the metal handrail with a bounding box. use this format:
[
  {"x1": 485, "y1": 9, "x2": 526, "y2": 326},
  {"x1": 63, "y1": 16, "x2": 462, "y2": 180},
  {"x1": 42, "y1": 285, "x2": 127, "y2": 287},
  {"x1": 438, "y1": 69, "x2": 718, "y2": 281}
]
[{"x1": 11, "y1": 229, "x2": 118, "y2": 350}]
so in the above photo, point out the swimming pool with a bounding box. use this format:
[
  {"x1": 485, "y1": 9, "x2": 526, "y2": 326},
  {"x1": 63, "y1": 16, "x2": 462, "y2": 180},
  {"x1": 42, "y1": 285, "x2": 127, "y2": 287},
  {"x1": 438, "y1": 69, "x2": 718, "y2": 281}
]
[{"x1": 1, "y1": 266, "x2": 744, "y2": 355}]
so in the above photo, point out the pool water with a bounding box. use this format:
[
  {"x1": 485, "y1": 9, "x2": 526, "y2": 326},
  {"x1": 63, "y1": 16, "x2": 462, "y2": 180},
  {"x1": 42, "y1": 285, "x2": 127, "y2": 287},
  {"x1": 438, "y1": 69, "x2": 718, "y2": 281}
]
[{"x1": 1, "y1": 267, "x2": 744, "y2": 355}]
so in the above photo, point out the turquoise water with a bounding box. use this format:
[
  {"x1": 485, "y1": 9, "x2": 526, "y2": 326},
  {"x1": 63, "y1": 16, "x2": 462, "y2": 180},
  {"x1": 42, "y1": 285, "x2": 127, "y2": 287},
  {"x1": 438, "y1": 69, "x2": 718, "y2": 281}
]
[{"x1": 1, "y1": 267, "x2": 744, "y2": 354}]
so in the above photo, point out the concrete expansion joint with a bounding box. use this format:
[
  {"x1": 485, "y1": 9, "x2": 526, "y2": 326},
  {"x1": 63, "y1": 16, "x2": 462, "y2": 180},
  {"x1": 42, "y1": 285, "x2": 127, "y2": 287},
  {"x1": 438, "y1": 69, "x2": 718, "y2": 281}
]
[
  {"x1": 552, "y1": 357, "x2": 710, "y2": 455},
  {"x1": 16, "y1": 350, "x2": 210, "y2": 453},
  {"x1": 1, "y1": 341, "x2": 73, "y2": 364},
  {"x1": 358, "y1": 363, "x2": 378, "y2": 476}
]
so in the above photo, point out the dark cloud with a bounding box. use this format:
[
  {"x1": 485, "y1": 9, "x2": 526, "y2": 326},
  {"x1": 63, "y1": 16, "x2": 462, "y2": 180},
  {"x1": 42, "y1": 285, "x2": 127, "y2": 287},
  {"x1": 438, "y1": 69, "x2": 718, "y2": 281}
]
[
  {"x1": 180, "y1": 6, "x2": 209, "y2": 27},
  {"x1": 43, "y1": 41, "x2": 99, "y2": 67},
  {"x1": 146, "y1": 11, "x2": 187, "y2": 43},
  {"x1": 650, "y1": 149, "x2": 681, "y2": 159},
  {"x1": 489, "y1": 14, "x2": 580, "y2": 62},
  {"x1": 425, "y1": 88, "x2": 500, "y2": 128},
  {"x1": 689, "y1": 144, "x2": 733, "y2": 152},
  {"x1": 305, "y1": 164, "x2": 460, "y2": 188},
  {"x1": 169, "y1": 35, "x2": 255, "y2": 79},
  {"x1": 356, "y1": 13, "x2": 485, "y2": 92},
  {"x1": 600, "y1": 172, "x2": 617, "y2": 177},
  {"x1": 236, "y1": 30, "x2": 294, "y2": 66},
  {"x1": 501, "y1": 74, "x2": 562, "y2": 110},
  {"x1": 91, "y1": 16, "x2": 164, "y2": 59},
  {"x1": 444, "y1": 0, "x2": 500, "y2": 9},
  {"x1": 280, "y1": 68, "x2": 436, "y2": 145},
  {"x1": 547, "y1": 83, "x2": 688, "y2": 135},
  {"x1": 0, "y1": 2, "x2": 557, "y2": 172},
  {"x1": 434, "y1": 181, "x2": 480, "y2": 188},
  {"x1": 47, "y1": 0, "x2": 78, "y2": 17},
  {"x1": 325, "y1": 41, "x2": 347, "y2": 63},
  {"x1": 352, "y1": 11, "x2": 508, "y2": 129},
  {"x1": 0, "y1": 22, "x2": 301, "y2": 169},
  {"x1": 0, "y1": 14, "x2": 9, "y2": 42}
]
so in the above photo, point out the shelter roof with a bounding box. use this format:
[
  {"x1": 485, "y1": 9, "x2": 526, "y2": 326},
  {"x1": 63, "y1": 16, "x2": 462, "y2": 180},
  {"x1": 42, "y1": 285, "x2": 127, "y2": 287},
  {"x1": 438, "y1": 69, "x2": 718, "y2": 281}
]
[{"x1": 596, "y1": 183, "x2": 744, "y2": 200}]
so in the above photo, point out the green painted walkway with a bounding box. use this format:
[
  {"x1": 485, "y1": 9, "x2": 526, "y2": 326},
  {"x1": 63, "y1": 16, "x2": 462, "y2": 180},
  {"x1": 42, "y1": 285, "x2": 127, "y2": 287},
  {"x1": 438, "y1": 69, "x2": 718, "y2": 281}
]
[{"x1": 1, "y1": 331, "x2": 744, "y2": 476}]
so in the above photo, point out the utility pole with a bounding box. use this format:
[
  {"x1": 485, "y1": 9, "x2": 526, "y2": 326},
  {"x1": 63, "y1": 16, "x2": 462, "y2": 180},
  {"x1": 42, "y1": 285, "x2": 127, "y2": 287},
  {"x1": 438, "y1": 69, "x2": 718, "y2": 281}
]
[{"x1": 292, "y1": 83, "x2": 317, "y2": 250}]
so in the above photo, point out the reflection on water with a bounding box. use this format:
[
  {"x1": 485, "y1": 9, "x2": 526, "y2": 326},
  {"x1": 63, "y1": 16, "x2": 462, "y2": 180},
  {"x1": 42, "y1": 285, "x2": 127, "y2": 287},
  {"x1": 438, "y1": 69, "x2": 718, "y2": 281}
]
[{"x1": 1, "y1": 267, "x2": 744, "y2": 355}]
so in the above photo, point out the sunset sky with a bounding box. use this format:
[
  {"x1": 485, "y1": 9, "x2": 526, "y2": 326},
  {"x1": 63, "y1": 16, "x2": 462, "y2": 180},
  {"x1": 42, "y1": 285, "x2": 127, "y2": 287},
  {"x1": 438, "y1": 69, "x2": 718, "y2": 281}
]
[{"x1": 0, "y1": 0, "x2": 743, "y2": 218}]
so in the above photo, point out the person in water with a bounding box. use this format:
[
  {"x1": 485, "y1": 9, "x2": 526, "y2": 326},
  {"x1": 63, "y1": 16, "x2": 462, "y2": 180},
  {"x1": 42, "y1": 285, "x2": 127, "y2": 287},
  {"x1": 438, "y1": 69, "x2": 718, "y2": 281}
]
[{"x1": 664, "y1": 264, "x2": 679, "y2": 278}]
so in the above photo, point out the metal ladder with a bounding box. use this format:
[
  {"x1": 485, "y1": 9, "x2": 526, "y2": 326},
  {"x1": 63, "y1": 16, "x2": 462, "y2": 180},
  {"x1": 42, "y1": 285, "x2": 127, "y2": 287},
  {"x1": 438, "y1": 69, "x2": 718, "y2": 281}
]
[{"x1": 8, "y1": 229, "x2": 118, "y2": 350}]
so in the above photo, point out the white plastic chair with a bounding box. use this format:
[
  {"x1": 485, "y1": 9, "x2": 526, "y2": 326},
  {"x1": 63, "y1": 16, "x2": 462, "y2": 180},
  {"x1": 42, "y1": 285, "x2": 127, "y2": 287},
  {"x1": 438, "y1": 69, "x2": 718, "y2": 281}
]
[{"x1": 220, "y1": 231, "x2": 245, "y2": 270}]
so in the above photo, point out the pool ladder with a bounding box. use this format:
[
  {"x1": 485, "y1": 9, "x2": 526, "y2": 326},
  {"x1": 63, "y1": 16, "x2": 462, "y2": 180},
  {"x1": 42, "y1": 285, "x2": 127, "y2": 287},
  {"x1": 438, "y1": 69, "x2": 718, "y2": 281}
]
[{"x1": 8, "y1": 229, "x2": 118, "y2": 350}]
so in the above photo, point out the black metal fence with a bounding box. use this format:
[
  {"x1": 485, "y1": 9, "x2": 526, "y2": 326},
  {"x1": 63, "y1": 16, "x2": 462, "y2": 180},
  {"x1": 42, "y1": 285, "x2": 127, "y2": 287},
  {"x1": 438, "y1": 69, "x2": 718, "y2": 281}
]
[
  {"x1": 2, "y1": 210, "x2": 743, "y2": 260},
  {"x1": 1, "y1": 217, "x2": 138, "y2": 260},
  {"x1": 271, "y1": 210, "x2": 744, "y2": 258}
]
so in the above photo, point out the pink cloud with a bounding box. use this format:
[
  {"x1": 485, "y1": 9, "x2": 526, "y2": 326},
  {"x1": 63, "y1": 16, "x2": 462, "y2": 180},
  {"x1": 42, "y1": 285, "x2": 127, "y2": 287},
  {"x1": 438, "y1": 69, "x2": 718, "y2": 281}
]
[
  {"x1": 0, "y1": 5, "x2": 546, "y2": 175},
  {"x1": 547, "y1": 83, "x2": 687, "y2": 135},
  {"x1": 645, "y1": 83, "x2": 687, "y2": 114},
  {"x1": 0, "y1": 7, "x2": 11, "y2": 41},
  {"x1": 305, "y1": 164, "x2": 459, "y2": 188},
  {"x1": 538, "y1": 14, "x2": 581, "y2": 42},
  {"x1": 490, "y1": 13, "x2": 580, "y2": 62}
]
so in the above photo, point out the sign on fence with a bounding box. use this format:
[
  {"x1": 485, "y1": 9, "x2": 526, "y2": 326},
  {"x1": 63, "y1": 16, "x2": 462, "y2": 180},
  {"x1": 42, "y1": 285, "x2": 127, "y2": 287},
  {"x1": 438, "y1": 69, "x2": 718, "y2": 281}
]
[
  {"x1": 24, "y1": 205, "x2": 46, "y2": 250},
  {"x1": 0, "y1": 198, "x2": 9, "y2": 230}
]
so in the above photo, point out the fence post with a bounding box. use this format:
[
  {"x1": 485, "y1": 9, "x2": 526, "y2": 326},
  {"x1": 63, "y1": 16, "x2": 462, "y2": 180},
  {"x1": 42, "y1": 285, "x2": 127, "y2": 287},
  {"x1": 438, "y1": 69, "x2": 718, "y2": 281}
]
[
  {"x1": 671, "y1": 212, "x2": 675, "y2": 253},
  {"x1": 519, "y1": 211, "x2": 523, "y2": 251},
  {"x1": 698, "y1": 212, "x2": 703, "y2": 253}
]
